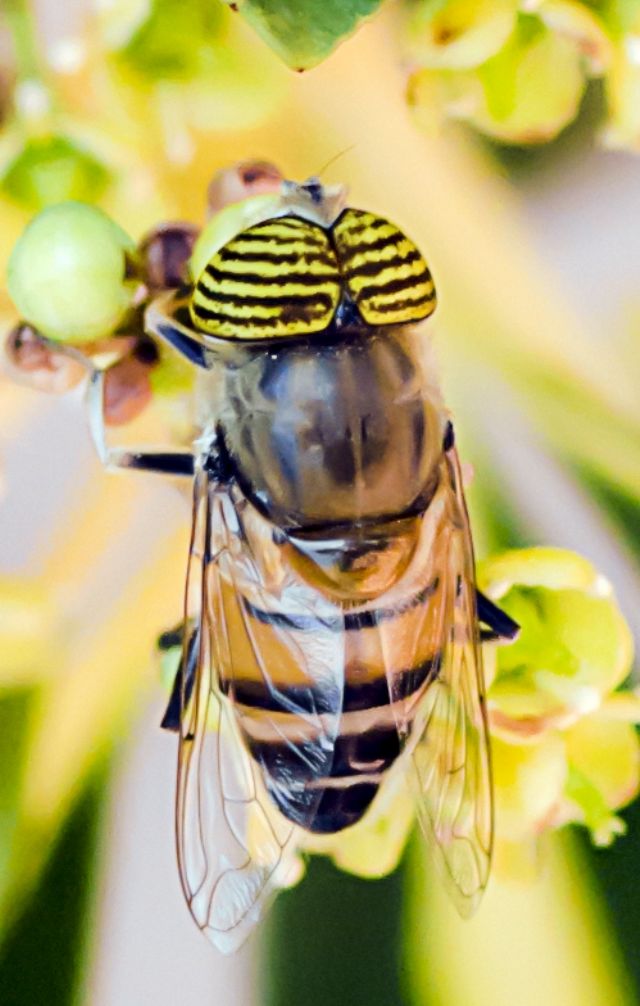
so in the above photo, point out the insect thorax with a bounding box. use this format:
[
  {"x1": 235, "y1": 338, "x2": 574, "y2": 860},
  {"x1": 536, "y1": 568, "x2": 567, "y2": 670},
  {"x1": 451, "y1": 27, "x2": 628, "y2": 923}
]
[{"x1": 215, "y1": 325, "x2": 445, "y2": 545}]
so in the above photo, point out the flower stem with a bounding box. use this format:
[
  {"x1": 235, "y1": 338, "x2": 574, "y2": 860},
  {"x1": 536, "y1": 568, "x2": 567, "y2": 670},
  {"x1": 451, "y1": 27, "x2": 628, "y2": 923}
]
[{"x1": 4, "y1": 0, "x2": 43, "y2": 83}]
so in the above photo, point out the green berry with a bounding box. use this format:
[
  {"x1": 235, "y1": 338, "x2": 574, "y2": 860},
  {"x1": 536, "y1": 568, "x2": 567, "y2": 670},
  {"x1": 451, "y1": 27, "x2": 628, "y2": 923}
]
[{"x1": 7, "y1": 201, "x2": 136, "y2": 343}]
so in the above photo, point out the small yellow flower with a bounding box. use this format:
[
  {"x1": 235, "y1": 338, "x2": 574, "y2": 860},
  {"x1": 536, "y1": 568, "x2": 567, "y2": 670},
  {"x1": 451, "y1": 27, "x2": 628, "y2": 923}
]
[
  {"x1": 480, "y1": 547, "x2": 639, "y2": 872},
  {"x1": 405, "y1": 2, "x2": 640, "y2": 148},
  {"x1": 479, "y1": 548, "x2": 633, "y2": 738}
]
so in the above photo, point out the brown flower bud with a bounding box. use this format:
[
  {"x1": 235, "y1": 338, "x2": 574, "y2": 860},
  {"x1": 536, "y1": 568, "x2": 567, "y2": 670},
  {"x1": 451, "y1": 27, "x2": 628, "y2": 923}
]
[
  {"x1": 138, "y1": 223, "x2": 200, "y2": 291},
  {"x1": 3, "y1": 322, "x2": 86, "y2": 393},
  {"x1": 103, "y1": 353, "x2": 154, "y2": 426},
  {"x1": 207, "y1": 160, "x2": 283, "y2": 215}
]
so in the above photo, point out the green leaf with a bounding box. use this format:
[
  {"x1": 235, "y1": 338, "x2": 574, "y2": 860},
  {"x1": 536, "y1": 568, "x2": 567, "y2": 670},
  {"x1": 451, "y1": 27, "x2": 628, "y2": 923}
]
[
  {"x1": 264, "y1": 856, "x2": 408, "y2": 1006},
  {"x1": 226, "y1": 0, "x2": 385, "y2": 70},
  {"x1": 0, "y1": 766, "x2": 108, "y2": 1006},
  {"x1": 0, "y1": 691, "x2": 34, "y2": 896}
]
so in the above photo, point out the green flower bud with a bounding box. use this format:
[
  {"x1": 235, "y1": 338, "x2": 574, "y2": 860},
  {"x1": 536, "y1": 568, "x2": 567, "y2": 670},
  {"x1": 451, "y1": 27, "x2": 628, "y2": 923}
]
[{"x1": 7, "y1": 201, "x2": 137, "y2": 343}]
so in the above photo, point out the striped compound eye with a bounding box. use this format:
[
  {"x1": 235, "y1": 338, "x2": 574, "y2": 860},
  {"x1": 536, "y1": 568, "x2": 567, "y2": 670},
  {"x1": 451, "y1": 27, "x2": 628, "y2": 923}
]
[
  {"x1": 189, "y1": 209, "x2": 437, "y2": 341},
  {"x1": 190, "y1": 216, "x2": 341, "y2": 340},
  {"x1": 333, "y1": 209, "x2": 436, "y2": 326}
]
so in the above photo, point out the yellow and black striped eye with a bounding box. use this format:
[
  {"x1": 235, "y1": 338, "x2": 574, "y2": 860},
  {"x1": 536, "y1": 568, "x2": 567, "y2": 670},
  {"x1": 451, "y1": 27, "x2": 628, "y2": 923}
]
[
  {"x1": 332, "y1": 209, "x2": 436, "y2": 326},
  {"x1": 190, "y1": 216, "x2": 341, "y2": 341}
]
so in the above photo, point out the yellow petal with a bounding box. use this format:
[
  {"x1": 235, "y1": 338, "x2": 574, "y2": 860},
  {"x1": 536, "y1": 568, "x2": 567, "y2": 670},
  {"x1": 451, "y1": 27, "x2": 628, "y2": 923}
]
[
  {"x1": 405, "y1": 0, "x2": 518, "y2": 70},
  {"x1": 478, "y1": 546, "x2": 605, "y2": 597},
  {"x1": 535, "y1": 0, "x2": 613, "y2": 74},
  {"x1": 566, "y1": 713, "x2": 640, "y2": 812},
  {"x1": 492, "y1": 732, "x2": 567, "y2": 841}
]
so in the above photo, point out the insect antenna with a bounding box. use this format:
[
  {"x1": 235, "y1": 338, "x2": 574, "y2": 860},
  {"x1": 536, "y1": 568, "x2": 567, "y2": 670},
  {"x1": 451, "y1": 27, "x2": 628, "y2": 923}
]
[{"x1": 313, "y1": 144, "x2": 357, "y2": 182}]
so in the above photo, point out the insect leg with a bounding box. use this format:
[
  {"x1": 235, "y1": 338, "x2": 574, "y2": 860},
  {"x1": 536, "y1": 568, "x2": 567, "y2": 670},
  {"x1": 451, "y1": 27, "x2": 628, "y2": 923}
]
[
  {"x1": 145, "y1": 296, "x2": 210, "y2": 368},
  {"x1": 159, "y1": 624, "x2": 199, "y2": 731},
  {"x1": 151, "y1": 319, "x2": 209, "y2": 368},
  {"x1": 476, "y1": 589, "x2": 520, "y2": 642},
  {"x1": 87, "y1": 368, "x2": 195, "y2": 476}
]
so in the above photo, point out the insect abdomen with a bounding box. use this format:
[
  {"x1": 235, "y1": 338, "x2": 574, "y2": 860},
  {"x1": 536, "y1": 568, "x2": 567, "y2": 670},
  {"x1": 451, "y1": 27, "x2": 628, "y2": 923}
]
[{"x1": 216, "y1": 566, "x2": 444, "y2": 834}]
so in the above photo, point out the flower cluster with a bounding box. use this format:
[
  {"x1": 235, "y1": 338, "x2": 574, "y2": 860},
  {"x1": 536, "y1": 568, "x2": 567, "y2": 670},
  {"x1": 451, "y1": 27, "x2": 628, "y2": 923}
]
[
  {"x1": 2, "y1": 163, "x2": 287, "y2": 420},
  {"x1": 405, "y1": 0, "x2": 640, "y2": 148},
  {"x1": 0, "y1": 0, "x2": 284, "y2": 218}
]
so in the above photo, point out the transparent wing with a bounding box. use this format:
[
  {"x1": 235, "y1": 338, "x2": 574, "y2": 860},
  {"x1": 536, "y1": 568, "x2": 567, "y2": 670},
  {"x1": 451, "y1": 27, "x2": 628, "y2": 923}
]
[
  {"x1": 175, "y1": 468, "x2": 344, "y2": 952},
  {"x1": 387, "y1": 446, "x2": 493, "y2": 914}
]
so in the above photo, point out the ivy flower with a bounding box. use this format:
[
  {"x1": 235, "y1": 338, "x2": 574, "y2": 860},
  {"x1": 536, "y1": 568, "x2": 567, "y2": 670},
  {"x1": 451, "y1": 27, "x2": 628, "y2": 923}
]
[
  {"x1": 405, "y1": 1, "x2": 640, "y2": 147},
  {"x1": 480, "y1": 547, "x2": 639, "y2": 873}
]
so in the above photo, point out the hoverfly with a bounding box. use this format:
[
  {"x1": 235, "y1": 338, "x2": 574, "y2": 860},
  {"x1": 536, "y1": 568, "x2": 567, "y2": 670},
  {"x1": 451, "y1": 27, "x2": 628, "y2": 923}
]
[{"x1": 57, "y1": 176, "x2": 518, "y2": 951}]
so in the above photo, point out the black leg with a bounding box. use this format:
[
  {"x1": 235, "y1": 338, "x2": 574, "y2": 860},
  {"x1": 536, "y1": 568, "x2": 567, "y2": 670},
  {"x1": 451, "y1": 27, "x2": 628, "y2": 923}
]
[
  {"x1": 85, "y1": 369, "x2": 196, "y2": 476},
  {"x1": 476, "y1": 589, "x2": 520, "y2": 642},
  {"x1": 154, "y1": 321, "x2": 209, "y2": 368},
  {"x1": 145, "y1": 293, "x2": 210, "y2": 369},
  {"x1": 160, "y1": 625, "x2": 199, "y2": 731},
  {"x1": 109, "y1": 449, "x2": 195, "y2": 477}
]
